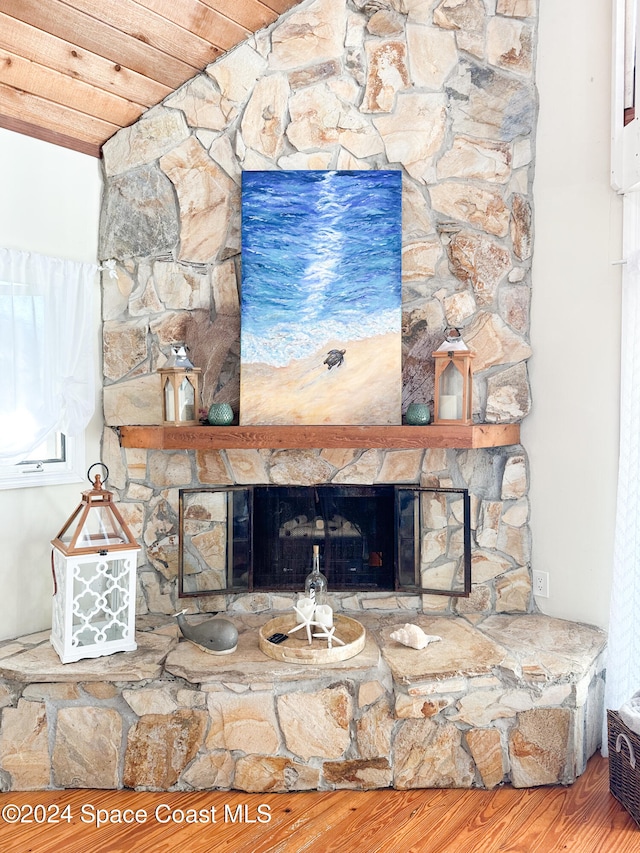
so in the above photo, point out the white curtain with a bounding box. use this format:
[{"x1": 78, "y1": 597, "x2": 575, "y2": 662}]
[
  {"x1": 0, "y1": 248, "x2": 97, "y2": 463},
  {"x1": 605, "y1": 243, "x2": 640, "y2": 751}
]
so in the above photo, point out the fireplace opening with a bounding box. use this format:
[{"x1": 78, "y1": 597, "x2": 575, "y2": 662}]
[
  {"x1": 178, "y1": 484, "x2": 472, "y2": 598},
  {"x1": 253, "y1": 486, "x2": 395, "y2": 590}
]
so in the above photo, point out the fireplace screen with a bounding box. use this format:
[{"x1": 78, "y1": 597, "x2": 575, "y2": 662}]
[{"x1": 178, "y1": 485, "x2": 471, "y2": 597}]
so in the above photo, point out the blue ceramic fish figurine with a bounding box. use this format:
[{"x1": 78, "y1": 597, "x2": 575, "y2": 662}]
[{"x1": 174, "y1": 610, "x2": 238, "y2": 655}]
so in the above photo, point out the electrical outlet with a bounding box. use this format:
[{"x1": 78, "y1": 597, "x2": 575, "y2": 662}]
[{"x1": 533, "y1": 570, "x2": 549, "y2": 598}]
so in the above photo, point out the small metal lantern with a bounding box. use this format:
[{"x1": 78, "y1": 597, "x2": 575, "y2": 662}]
[
  {"x1": 433, "y1": 330, "x2": 474, "y2": 425},
  {"x1": 50, "y1": 464, "x2": 140, "y2": 664},
  {"x1": 158, "y1": 344, "x2": 201, "y2": 426}
]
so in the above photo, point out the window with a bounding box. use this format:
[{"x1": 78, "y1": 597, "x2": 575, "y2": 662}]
[
  {"x1": 0, "y1": 248, "x2": 97, "y2": 487},
  {"x1": 624, "y1": 0, "x2": 637, "y2": 125},
  {"x1": 0, "y1": 431, "x2": 84, "y2": 489},
  {"x1": 613, "y1": 0, "x2": 640, "y2": 191}
]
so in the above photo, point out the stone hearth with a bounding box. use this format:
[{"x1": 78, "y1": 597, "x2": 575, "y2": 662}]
[{"x1": 0, "y1": 612, "x2": 605, "y2": 792}]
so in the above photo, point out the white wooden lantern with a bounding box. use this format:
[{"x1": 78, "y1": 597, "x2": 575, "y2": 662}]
[
  {"x1": 433, "y1": 331, "x2": 474, "y2": 425},
  {"x1": 50, "y1": 465, "x2": 140, "y2": 664},
  {"x1": 158, "y1": 344, "x2": 201, "y2": 426}
]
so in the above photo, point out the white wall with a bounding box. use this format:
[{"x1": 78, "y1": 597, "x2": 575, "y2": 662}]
[
  {"x1": 524, "y1": 1, "x2": 622, "y2": 629},
  {"x1": 0, "y1": 129, "x2": 103, "y2": 641}
]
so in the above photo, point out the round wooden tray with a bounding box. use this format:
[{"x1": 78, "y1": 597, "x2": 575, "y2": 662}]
[{"x1": 258, "y1": 614, "x2": 366, "y2": 664}]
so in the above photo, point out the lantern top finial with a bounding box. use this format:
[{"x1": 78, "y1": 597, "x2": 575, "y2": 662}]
[
  {"x1": 164, "y1": 343, "x2": 195, "y2": 370},
  {"x1": 85, "y1": 463, "x2": 110, "y2": 500},
  {"x1": 434, "y1": 329, "x2": 472, "y2": 354},
  {"x1": 87, "y1": 462, "x2": 108, "y2": 486}
]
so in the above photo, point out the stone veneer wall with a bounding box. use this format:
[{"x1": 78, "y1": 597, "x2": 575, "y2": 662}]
[
  {"x1": 98, "y1": 0, "x2": 537, "y2": 618},
  {"x1": 0, "y1": 613, "x2": 606, "y2": 792}
]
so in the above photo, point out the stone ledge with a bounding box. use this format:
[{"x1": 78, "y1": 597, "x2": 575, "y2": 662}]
[
  {"x1": 370, "y1": 613, "x2": 607, "y2": 687},
  {"x1": 164, "y1": 616, "x2": 381, "y2": 685},
  {"x1": 0, "y1": 630, "x2": 176, "y2": 684},
  {"x1": 0, "y1": 613, "x2": 606, "y2": 793}
]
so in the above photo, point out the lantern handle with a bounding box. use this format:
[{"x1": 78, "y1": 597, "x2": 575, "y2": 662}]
[{"x1": 87, "y1": 462, "x2": 109, "y2": 488}]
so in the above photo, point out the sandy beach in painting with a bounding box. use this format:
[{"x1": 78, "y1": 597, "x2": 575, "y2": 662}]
[{"x1": 240, "y1": 331, "x2": 402, "y2": 425}]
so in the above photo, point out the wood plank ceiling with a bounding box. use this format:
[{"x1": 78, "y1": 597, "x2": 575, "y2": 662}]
[{"x1": 0, "y1": 0, "x2": 303, "y2": 158}]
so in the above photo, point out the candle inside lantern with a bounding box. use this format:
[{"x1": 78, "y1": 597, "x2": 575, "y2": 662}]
[
  {"x1": 296, "y1": 596, "x2": 315, "y2": 623},
  {"x1": 314, "y1": 604, "x2": 333, "y2": 629},
  {"x1": 439, "y1": 394, "x2": 459, "y2": 420}
]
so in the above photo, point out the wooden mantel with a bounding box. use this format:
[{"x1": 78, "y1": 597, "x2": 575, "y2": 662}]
[{"x1": 118, "y1": 423, "x2": 520, "y2": 450}]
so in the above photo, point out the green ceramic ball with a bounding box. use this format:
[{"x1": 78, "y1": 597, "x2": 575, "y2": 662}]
[
  {"x1": 405, "y1": 403, "x2": 431, "y2": 425},
  {"x1": 207, "y1": 403, "x2": 234, "y2": 425}
]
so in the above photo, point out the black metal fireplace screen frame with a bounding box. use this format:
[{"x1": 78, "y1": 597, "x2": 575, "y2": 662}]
[{"x1": 177, "y1": 485, "x2": 471, "y2": 598}]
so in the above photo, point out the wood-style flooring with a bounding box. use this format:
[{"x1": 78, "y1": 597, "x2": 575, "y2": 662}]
[{"x1": 0, "y1": 755, "x2": 636, "y2": 853}]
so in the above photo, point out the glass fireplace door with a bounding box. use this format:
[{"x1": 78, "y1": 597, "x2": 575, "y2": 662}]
[{"x1": 178, "y1": 485, "x2": 471, "y2": 597}]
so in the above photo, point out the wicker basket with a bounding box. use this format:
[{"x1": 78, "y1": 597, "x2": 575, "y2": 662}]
[{"x1": 608, "y1": 709, "x2": 640, "y2": 827}]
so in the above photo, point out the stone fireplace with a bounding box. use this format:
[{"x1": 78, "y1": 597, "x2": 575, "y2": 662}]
[
  {"x1": 98, "y1": 0, "x2": 537, "y2": 621},
  {"x1": 0, "y1": 0, "x2": 609, "y2": 797}
]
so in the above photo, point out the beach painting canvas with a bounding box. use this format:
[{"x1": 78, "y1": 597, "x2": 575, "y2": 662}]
[{"x1": 240, "y1": 170, "x2": 402, "y2": 425}]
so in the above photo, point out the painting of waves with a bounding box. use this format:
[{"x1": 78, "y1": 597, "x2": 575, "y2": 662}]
[{"x1": 240, "y1": 170, "x2": 402, "y2": 425}]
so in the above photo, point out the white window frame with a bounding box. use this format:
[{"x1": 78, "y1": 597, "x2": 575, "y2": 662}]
[
  {"x1": 0, "y1": 431, "x2": 85, "y2": 490},
  {"x1": 612, "y1": 0, "x2": 640, "y2": 191}
]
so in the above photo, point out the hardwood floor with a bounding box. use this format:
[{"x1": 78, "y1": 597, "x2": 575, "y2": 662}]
[{"x1": 0, "y1": 755, "x2": 637, "y2": 853}]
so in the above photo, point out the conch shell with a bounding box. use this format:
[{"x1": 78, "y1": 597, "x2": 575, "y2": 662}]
[{"x1": 389, "y1": 623, "x2": 441, "y2": 650}]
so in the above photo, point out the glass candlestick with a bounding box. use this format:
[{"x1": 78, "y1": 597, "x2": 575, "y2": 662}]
[{"x1": 304, "y1": 544, "x2": 327, "y2": 606}]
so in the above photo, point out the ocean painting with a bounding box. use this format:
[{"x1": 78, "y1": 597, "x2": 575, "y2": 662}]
[{"x1": 240, "y1": 170, "x2": 403, "y2": 425}]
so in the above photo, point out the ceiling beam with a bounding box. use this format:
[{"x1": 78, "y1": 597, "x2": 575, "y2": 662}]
[
  {"x1": 0, "y1": 82, "x2": 118, "y2": 156},
  {"x1": 0, "y1": 113, "x2": 101, "y2": 157}
]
